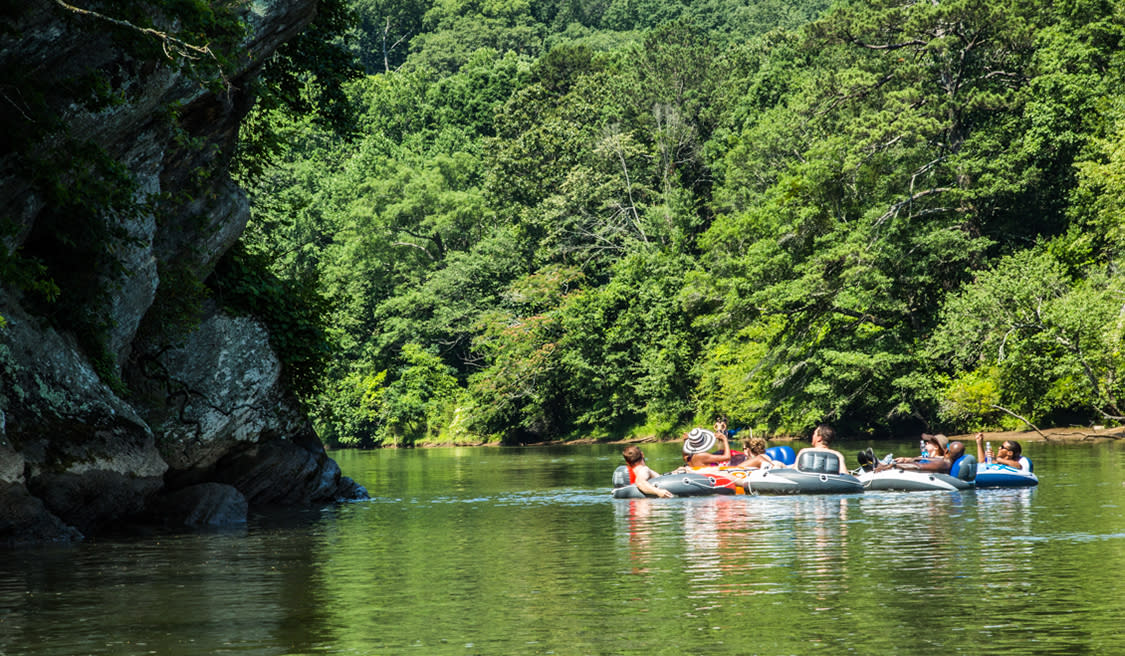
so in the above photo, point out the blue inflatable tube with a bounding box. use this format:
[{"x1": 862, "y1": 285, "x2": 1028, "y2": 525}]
[
  {"x1": 975, "y1": 461, "x2": 1038, "y2": 487},
  {"x1": 765, "y1": 445, "x2": 796, "y2": 465}
]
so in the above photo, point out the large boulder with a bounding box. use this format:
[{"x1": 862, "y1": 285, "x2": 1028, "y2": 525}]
[
  {"x1": 0, "y1": 293, "x2": 167, "y2": 537},
  {"x1": 132, "y1": 311, "x2": 305, "y2": 476},
  {"x1": 0, "y1": 483, "x2": 83, "y2": 547},
  {"x1": 0, "y1": 0, "x2": 367, "y2": 547},
  {"x1": 212, "y1": 439, "x2": 343, "y2": 507}
]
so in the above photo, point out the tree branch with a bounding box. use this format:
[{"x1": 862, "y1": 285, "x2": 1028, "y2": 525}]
[
  {"x1": 831, "y1": 305, "x2": 890, "y2": 327},
  {"x1": 873, "y1": 187, "x2": 953, "y2": 227},
  {"x1": 53, "y1": 0, "x2": 229, "y2": 87},
  {"x1": 846, "y1": 35, "x2": 928, "y2": 51},
  {"x1": 989, "y1": 404, "x2": 1048, "y2": 439},
  {"x1": 393, "y1": 240, "x2": 435, "y2": 259}
]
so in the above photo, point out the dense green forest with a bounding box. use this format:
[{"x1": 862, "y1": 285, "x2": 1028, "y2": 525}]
[{"x1": 231, "y1": 0, "x2": 1125, "y2": 446}]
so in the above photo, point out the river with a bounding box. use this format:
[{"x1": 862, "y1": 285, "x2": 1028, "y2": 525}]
[{"x1": 2, "y1": 438, "x2": 1124, "y2": 655}]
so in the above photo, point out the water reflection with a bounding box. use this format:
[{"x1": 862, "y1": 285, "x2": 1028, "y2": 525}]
[
  {"x1": 3, "y1": 442, "x2": 1125, "y2": 655},
  {"x1": 616, "y1": 498, "x2": 664, "y2": 574}
]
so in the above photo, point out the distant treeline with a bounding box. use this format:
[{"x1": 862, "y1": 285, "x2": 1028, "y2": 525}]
[{"x1": 231, "y1": 0, "x2": 1125, "y2": 446}]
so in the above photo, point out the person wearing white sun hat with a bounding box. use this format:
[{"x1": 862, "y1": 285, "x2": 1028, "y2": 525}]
[{"x1": 681, "y1": 427, "x2": 731, "y2": 468}]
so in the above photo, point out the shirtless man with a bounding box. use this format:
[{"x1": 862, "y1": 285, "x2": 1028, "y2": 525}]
[
  {"x1": 796, "y1": 424, "x2": 848, "y2": 474},
  {"x1": 877, "y1": 434, "x2": 956, "y2": 473},
  {"x1": 622, "y1": 445, "x2": 674, "y2": 498}
]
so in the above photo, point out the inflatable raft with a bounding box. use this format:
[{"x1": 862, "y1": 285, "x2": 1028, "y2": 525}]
[
  {"x1": 611, "y1": 465, "x2": 749, "y2": 498},
  {"x1": 611, "y1": 446, "x2": 864, "y2": 497},
  {"x1": 742, "y1": 446, "x2": 864, "y2": 495},
  {"x1": 974, "y1": 460, "x2": 1038, "y2": 488},
  {"x1": 856, "y1": 452, "x2": 978, "y2": 491}
]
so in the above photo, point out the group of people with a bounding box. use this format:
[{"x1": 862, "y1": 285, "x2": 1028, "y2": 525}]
[
  {"x1": 869, "y1": 431, "x2": 1029, "y2": 474},
  {"x1": 620, "y1": 421, "x2": 849, "y2": 498},
  {"x1": 620, "y1": 422, "x2": 1030, "y2": 498}
]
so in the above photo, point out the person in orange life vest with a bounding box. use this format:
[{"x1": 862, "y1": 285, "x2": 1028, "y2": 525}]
[
  {"x1": 622, "y1": 445, "x2": 673, "y2": 498},
  {"x1": 681, "y1": 427, "x2": 731, "y2": 468}
]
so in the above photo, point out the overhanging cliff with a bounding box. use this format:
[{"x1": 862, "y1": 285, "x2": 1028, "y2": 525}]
[{"x1": 0, "y1": 0, "x2": 366, "y2": 546}]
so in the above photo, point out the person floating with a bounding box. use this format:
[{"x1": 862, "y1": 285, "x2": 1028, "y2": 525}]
[
  {"x1": 681, "y1": 427, "x2": 731, "y2": 468},
  {"x1": 739, "y1": 435, "x2": 776, "y2": 469},
  {"x1": 877, "y1": 433, "x2": 956, "y2": 473},
  {"x1": 621, "y1": 445, "x2": 673, "y2": 498},
  {"x1": 975, "y1": 433, "x2": 1031, "y2": 471},
  {"x1": 795, "y1": 424, "x2": 848, "y2": 474}
]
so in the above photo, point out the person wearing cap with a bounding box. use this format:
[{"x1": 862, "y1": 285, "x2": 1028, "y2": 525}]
[
  {"x1": 621, "y1": 445, "x2": 674, "y2": 498},
  {"x1": 877, "y1": 433, "x2": 954, "y2": 473},
  {"x1": 795, "y1": 424, "x2": 848, "y2": 474},
  {"x1": 681, "y1": 427, "x2": 731, "y2": 468}
]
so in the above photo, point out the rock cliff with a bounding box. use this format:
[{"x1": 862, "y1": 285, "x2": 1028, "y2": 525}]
[{"x1": 0, "y1": 0, "x2": 366, "y2": 547}]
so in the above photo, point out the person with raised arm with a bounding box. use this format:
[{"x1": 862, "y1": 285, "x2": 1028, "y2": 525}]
[
  {"x1": 681, "y1": 427, "x2": 731, "y2": 468},
  {"x1": 975, "y1": 433, "x2": 1031, "y2": 471}
]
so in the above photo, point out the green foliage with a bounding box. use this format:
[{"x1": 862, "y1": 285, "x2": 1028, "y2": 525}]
[
  {"x1": 940, "y1": 366, "x2": 1004, "y2": 430},
  {"x1": 236, "y1": 0, "x2": 362, "y2": 180},
  {"x1": 209, "y1": 243, "x2": 331, "y2": 400},
  {"x1": 927, "y1": 247, "x2": 1125, "y2": 426},
  {"x1": 348, "y1": 0, "x2": 430, "y2": 73},
  {"x1": 240, "y1": 0, "x2": 1125, "y2": 445},
  {"x1": 314, "y1": 366, "x2": 387, "y2": 447},
  {"x1": 375, "y1": 343, "x2": 461, "y2": 445}
]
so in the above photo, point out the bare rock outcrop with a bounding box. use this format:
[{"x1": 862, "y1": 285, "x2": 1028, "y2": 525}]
[{"x1": 0, "y1": 0, "x2": 366, "y2": 545}]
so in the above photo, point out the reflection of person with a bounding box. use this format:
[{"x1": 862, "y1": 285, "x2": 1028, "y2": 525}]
[
  {"x1": 975, "y1": 433, "x2": 1030, "y2": 471},
  {"x1": 622, "y1": 446, "x2": 673, "y2": 498},
  {"x1": 796, "y1": 424, "x2": 848, "y2": 474},
  {"x1": 878, "y1": 434, "x2": 954, "y2": 473},
  {"x1": 682, "y1": 427, "x2": 731, "y2": 468},
  {"x1": 739, "y1": 436, "x2": 775, "y2": 469}
]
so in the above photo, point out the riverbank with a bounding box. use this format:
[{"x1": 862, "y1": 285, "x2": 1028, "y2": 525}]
[
  {"x1": 397, "y1": 424, "x2": 1125, "y2": 449},
  {"x1": 961, "y1": 425, "x2": 1125, "y2": 443},
  {"x1": 600, "y1": 424, "x2": 1125, "y2": 447}
]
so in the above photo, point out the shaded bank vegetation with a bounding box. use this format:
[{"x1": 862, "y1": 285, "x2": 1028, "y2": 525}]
[{"x1": 234, "y1": 0, "x2": 1125, "y2": 446}]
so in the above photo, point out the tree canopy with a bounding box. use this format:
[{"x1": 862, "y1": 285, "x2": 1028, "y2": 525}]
[{"x1": 233, "y1": 0, "x2": 1125, "y2": 446}]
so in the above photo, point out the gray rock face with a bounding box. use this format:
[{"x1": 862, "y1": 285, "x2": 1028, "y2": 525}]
[
  {"x1": 139, "y1": 312, "x2": 299, "y2": 473},
  {"x1": 0, "y1": 1, "x2": 367, "y2": 546}
]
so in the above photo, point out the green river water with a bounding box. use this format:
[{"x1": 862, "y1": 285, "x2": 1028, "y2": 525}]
[{"x1": 2, "y1": 438, "x2": 1124, "y2": 655}]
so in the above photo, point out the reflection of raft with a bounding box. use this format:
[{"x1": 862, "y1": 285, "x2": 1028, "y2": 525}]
[
  {"x1": 974, "y1": 462, "x2": 1038, "y2": 488},
  {"x1": 856, "y1": 453, "x2": 978, "y2": 491},
  {"x1": 743, "y1": 447, "x2": 865, "y2": 495},
  {"x1": 611, "y1": 466, "x2": 748, "y2": 498}
]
